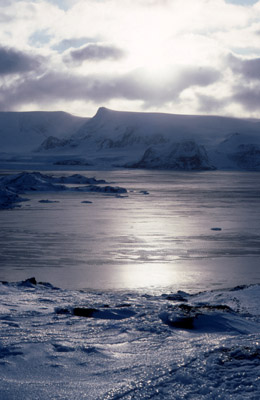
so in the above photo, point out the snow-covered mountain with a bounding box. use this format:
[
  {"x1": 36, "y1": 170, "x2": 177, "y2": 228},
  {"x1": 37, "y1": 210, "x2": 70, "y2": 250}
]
[
  {"x1": 0, "y1": 111, "x2": 88, "y2": 153},
  {"x1": 1, "y1": 107, "x2": 260, "y2": 170},
  {"x1": 126, "y1": 141, "x2": 215, "y2": 170},
  {"x1": 58, "y1": 107, "x2": 260, "y2": 170}
]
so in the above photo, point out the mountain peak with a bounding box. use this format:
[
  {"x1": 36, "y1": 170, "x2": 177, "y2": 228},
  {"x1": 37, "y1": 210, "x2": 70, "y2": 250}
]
[{"x1": 95, "y1": 106, "x2": 111, "y2": 117}]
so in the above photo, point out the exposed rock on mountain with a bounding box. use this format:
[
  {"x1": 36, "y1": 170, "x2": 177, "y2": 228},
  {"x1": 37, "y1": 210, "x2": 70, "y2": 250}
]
[{"x1": 128, "y1": 141, "x2": 215, "y2": 170}]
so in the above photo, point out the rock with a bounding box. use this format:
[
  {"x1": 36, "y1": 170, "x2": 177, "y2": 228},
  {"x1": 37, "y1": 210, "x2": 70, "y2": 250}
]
[
  {"x1": 73, "y1": 308, "x2": 98, "y2": 317},
  {"x1": 127, "y1": 141, "x2": 216, "y2": 170}
]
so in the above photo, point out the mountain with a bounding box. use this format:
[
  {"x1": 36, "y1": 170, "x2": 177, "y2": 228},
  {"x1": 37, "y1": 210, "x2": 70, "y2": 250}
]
[
  {"x1": 1, "y1": 107, "x2": 260, "y2": 170},
  {"x1": 48, "y1": 107, "x2": 260, "y2": 170},
  {"x1": 0, "y1": 111, "x2": 88, "y2": 153},
  {"x1": 71, "y1": 107, "x2": 260, "y2": 146},
  {"x1": 127, "y1": 141, "x2": 216, "y2": 170}
]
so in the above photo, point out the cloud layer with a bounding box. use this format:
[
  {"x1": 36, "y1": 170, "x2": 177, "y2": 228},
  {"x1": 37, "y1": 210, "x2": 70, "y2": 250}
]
[
  {"x1": 0, "y1": 46, "x2": 43, "y2": 75},
  {"x1": 1, "y1": 0, "x2": 260, "y2": 117}
]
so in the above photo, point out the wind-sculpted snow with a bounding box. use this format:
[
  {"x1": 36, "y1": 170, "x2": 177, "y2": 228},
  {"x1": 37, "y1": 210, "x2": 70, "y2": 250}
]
[
  {"x1": 0, "y1": 172, "x2": 126, "y2": 209},
  {"x1": 0, "y1": 279, "x2": 259, "y2": 399},
  {"x1": 127, "y1": 140, "x2": 215, "y2": 170}
]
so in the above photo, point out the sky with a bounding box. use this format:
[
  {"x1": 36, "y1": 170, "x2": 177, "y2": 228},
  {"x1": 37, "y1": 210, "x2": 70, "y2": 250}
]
[{"x1": 1, "y1": 0, "x2": 260, "y2": 117}]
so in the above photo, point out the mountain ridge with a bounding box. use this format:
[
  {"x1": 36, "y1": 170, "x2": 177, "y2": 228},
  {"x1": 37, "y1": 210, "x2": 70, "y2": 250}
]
[{"x1": 1, "y1": 107, "x2": 260, "y2": 170}]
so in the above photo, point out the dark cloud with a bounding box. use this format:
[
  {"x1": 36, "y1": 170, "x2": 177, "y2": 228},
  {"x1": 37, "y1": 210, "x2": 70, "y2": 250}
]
[
  {"x1": 65, "y1": 43, "x2": 125, "y2": 64},
  {"x1": 0, "y1": 46, "x2": 43, "y2": 76},
  {"x1": 232, "y1": 85, "x2": 260, "y2": 110},
  {"x1": 196, "y1": 94, "x2": 225, "y2": 113},
  {"x1": 0, "y1": 65, "x2": 221, "y2": 110},
  {"x1": 0, "y1": 0, "x2": 13, "y2": 5},
  {"x1": 228, "y1": 54, "x2": 260, "y2": 80},
  {"x1": 225, "y1": 54, "x2": 260, "y2": 111}
]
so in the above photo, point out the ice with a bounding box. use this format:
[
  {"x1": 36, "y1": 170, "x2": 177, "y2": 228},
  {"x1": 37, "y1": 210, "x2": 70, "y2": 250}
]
[
  {"x1": 0, "y1": 279, "x2": 259, "y2": 399},
  {"x1": 0, "y1": 170, "x2": 259, "y2": 291}
]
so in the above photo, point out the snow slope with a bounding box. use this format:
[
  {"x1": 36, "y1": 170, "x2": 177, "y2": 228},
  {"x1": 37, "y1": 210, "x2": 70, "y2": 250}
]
[
  {"x1": 0, "y1": 279, "x2": 259, "y2": 399},
  {"x1": 0, "y1": 111, "x2": 88, "y2": 153}
]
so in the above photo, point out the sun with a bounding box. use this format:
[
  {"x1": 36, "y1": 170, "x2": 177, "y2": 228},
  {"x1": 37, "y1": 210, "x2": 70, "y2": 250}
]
[{"x1": 117, "y1": 2, "x2": 209, "y2": 78}]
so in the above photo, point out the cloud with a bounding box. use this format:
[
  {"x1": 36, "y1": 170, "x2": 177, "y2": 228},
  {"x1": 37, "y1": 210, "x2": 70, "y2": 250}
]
[
  {"x1": 53, "y1": 37, "x2": 97, "y2": 52},
  {"x1": 1, "y1": 0, "x2": 260, "y2": 117},
  {"x1": 0, "y1": 64, "x2": 221, "y2": 111},
  {"x1": 228, "y1": 54, "x2": 260, "y2": 80},
  {"x1": 196, "y1": 94, "x2": 226, "y2": 113},
  {"x1": 0, "y1": 46, "x2": 43, "y2": 75},
  {"x1": 232, "y1": 85, "x2": 260, "y2": 110},
  {"x1": 65, "y1": 43, "x2": 125, "y2": 64}
]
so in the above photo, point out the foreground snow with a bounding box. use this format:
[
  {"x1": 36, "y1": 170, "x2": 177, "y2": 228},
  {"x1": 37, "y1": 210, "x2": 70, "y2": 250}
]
[{"x1": 0, "y1": 279, "x2": 259, "y2": 399}]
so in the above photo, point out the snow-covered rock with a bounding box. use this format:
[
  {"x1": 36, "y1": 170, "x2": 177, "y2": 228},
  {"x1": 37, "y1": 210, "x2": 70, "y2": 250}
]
[
  {"x1": 0, "y1": 187, "x2": 27, "y2": 209},
  {"x1": 0, "y1": 172, "x2": 66, "y2": 192},
  {"x1": 73, "y1": 184, "x2": 127, "y2": 194},
  {"x1": 214, "y1": 133, "x2": 260, "y2": 170},
  {"x1": 50, "y1": 174, "x2": 106, "y2": 185},
  {"x1": 36, "y1": 136, "x2": 71, "y2": 151},
  {"x1": 0, "y1": 171, "x2": 126, "y2": 208},
  {"x1": 127, "y1": 141, "x2": 215, "y2": 170},
  {"x1": 229, "y1": 144, "x2": 260, "y2": 170},
  {"x1": 53, "y1": 159, "x2": 91, "y2": 166}
]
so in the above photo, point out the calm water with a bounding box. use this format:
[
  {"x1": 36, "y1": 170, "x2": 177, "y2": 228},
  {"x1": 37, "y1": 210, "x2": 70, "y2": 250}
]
[{"x1": 0, "y1": 170, "x2": 259, "y2": 293}]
